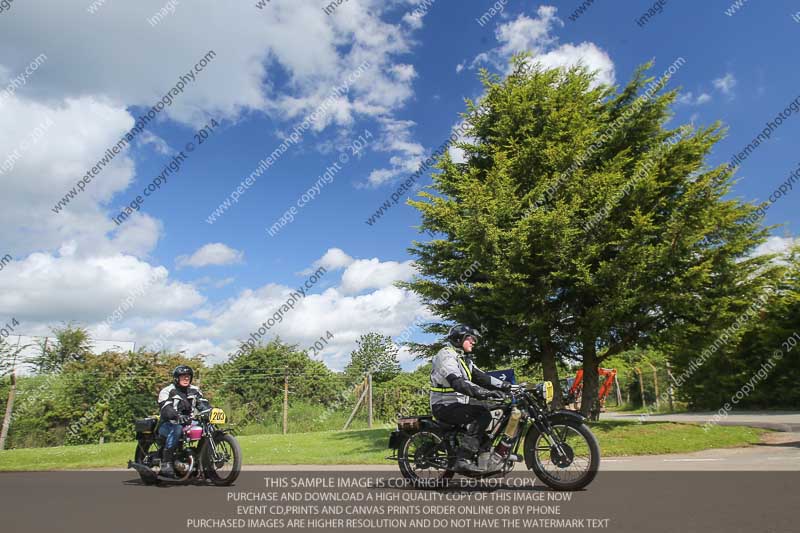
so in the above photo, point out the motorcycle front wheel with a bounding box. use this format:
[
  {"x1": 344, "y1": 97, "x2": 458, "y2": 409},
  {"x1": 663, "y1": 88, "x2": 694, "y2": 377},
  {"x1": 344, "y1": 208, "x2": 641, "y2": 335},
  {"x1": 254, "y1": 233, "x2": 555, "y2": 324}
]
[
  {"x1": 523, "y1": 421, "x2": 600, "y2": 491},
  {"x1": 202, "y1": 433, "x2": 242, "y2": 486}
]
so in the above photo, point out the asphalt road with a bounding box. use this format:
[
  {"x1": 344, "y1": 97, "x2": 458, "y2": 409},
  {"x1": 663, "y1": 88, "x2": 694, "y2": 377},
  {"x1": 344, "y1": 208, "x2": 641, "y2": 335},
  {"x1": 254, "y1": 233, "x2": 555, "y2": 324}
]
[
  {"x1": 603, "y1": 410, "x2": 800, "y2": 432},
  {"x1": 235, "y1": 430, "x2": 800, "y2": 472}
]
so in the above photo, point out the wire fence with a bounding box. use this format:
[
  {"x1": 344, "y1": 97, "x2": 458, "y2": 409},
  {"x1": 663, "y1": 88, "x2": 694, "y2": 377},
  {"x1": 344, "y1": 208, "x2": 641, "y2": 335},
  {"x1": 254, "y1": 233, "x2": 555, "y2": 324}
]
[{"x1": 0, "y1": 366, "x2": 387, "y2": 450}]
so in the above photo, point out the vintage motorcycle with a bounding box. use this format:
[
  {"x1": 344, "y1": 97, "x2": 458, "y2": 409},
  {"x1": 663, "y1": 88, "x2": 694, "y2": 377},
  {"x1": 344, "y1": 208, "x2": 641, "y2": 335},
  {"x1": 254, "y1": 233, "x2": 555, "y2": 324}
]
[
  {"x1": 128, "y1": 404, "x2": 241, "y2": 486},
  {"x1": 388, "y1": 382, "x2": 600, "y2": 490}
]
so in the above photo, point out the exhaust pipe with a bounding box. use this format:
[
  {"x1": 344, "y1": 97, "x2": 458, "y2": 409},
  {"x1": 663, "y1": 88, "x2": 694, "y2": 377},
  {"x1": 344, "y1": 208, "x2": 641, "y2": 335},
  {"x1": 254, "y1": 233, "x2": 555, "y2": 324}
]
[{"x1": 128, "y1": 460, "x2": 159, "y2": 483}]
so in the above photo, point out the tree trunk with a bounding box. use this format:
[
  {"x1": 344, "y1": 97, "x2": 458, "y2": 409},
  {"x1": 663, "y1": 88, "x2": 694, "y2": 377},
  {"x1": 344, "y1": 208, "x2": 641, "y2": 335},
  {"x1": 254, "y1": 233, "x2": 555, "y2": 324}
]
[
  {"x1": 540, "y1": 338, "x2": 563, "y2": 409},
  {"x1": 580, "y1": 335, "x2": 600, "y2": 418}
]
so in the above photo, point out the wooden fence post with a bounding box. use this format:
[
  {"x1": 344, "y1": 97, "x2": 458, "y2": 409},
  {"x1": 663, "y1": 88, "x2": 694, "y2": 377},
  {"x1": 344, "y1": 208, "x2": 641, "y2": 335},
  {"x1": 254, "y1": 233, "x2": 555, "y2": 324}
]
[
  {"x1": 635, "y1": 367, "x2": 645, "y2": 408},
  {"x1": 283, "y1": 370, "x2": 289, "y2": 435},
  {"x1": 367, "y1": 373, "x2": 373, "y2": 429},
  {"x1": 0, "y1": 369, "x2": 16, "y2": 451}
]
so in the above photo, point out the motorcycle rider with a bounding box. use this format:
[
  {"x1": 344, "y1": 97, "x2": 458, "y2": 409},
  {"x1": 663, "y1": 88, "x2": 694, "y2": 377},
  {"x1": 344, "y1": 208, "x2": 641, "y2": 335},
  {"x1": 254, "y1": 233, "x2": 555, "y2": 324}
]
[
  {"x1": 430, "y1": 325, "x2": 511, "y2": 473},
  {"x1": 157, "y1": 365, "x2": 204, "y2": 478}
]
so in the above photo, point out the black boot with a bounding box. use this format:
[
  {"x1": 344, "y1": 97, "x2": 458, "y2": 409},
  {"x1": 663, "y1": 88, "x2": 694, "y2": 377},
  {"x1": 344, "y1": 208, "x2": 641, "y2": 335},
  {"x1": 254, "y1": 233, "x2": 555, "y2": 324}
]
[{"x1": 160, "y1": 448, "x2": 175, "y2": 478}]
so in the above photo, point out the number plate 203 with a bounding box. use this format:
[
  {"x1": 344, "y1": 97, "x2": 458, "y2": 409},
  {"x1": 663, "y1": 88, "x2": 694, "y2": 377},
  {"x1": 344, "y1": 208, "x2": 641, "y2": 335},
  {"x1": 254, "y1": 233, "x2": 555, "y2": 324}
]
[{"x1": 210, "y1": 408, "x2": 226, "y2": 425}]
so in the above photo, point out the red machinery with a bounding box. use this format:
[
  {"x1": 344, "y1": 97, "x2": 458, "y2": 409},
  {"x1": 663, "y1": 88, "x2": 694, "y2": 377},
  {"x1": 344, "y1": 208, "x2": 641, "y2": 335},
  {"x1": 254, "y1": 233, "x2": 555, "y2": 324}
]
[{"x1": 563, "y1": 368, "x2": 618, "y2": 420}]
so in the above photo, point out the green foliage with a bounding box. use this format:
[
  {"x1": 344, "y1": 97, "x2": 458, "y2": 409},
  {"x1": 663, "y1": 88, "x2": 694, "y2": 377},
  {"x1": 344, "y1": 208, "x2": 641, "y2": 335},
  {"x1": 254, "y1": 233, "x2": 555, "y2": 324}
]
[
  {"x1": 373, "y1": 364, "x2": 431, "y2": 420},
  {"x1": 674, "y1": 244, "x2": 800, "y2": 409},
  {"x1": 31, "y1": 323, "x2": 93, "y2": 374},
  {"x1": 3, "y1": 350, "x2": 204, "y2": 448},
  {"x1": 204, "y1": 338, "x2": 343, "y2": 428},
  {"x1": 403, "y1": 55, "x2": 777, "y2": 414},
  {"x1": 344, "y1": 332, "x2": 401, "y2": 385}
]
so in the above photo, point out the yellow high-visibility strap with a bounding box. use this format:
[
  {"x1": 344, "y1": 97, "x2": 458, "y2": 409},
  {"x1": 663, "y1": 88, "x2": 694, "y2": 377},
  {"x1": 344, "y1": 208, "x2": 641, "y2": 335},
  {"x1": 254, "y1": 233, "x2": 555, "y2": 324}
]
[
  {"x1": 430, "y1": 386, "x2": 455, "y2": 392},
  {"x1": 458, "y1": 357, "x2": 472, "y2": 381}
]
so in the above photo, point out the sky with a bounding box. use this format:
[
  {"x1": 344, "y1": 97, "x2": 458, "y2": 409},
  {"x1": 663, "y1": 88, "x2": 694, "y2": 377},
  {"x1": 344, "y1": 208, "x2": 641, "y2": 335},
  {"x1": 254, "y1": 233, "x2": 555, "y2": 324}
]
[{"x1": 0, "y1": 0, "x2": 798, "y2": 371}]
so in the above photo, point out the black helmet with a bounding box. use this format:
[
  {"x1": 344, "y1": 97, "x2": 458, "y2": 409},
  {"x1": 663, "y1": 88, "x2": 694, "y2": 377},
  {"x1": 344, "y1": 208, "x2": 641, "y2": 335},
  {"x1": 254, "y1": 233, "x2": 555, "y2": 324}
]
[
  {"x1": 447, "y1": 324, "x2": 481, "y2": 349},
  {"x1": 172, "y1": 365, "x2": 194, "y2": 386}
]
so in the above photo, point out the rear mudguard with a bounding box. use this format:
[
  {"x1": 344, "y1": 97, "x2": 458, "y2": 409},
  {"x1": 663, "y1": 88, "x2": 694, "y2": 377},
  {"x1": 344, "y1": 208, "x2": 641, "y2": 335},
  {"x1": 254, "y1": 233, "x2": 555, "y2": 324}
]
[{"x1": 387, "y1": 430, "x2": 412, "y2": 450}]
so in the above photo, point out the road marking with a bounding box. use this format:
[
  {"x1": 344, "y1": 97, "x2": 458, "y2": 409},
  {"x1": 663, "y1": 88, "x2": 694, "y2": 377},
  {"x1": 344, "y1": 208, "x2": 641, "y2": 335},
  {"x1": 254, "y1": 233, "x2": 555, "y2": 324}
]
[{"x1": 662, "y1": 458, "x2": 723, "y2": 462}]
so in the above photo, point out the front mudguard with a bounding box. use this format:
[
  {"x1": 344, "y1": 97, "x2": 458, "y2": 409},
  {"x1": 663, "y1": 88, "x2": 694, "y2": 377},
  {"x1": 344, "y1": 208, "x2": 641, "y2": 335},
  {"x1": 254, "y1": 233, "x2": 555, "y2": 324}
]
[
  {"x1": 211, "y1": 427, "x2": 236, "y2": 438},
  {"x1": 546, "y1": 409, "x2": 587, "y2": 426}
]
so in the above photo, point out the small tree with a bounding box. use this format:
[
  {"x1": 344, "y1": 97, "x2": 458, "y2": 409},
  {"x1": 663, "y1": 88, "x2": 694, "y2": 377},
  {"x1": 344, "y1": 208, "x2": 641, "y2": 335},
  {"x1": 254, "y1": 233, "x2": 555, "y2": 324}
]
[
  {"x1": 33, "y1": 323, "x2": 93, "y2": 374},
  {"x1": 344, "y1": 333, "x2": 401, "y2": 385}
]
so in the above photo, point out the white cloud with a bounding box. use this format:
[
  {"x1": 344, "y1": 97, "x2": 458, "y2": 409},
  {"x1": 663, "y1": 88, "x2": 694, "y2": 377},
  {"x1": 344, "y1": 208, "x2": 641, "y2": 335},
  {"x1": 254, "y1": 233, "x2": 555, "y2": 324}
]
[
  {"x1": 532, "y1": 42, "x2": 615, "y2": 87},
  {"x1": 0, "y1": 4, "x2": 453, "y2": 370},
  {"x1": 752, "y1": 236, "x2": 798, "y2": 258},
  {"x1": 151, "y1": 249, "x2": 425, "y2": 368},
  {"x1": 495, "y1": 7, "x2": 560, "y2": 57},
  {"x1": 0, "y1": 250, "x2": 204, "y2": 326},
  {"x1": 678, "y1": 91, "x2": 712, "y2": 106},
  {"x1": 176, "y1": 243, "x2": 244, "y2": 269},
  {"x1": 365, "y1": 117, "x2": 425, "y2": 186},
  {"x1": 468, "y1": 7, "x2": 615, "y2": 87},
  {"x1": 138, "y1": 130, "x2": 174, "y2": 155},
  {"x1": 0, "y1": 94, "x2": 138, "y2": 256},
  {"x1": 312, "y1": 248, "x2": 355, "y2": 271},
  {"x1": 713, "y1": 73, "x2": 737, "y2": 96},
  {"x1": 340, "y1": 257, "x2": 416, "y2": 294}
]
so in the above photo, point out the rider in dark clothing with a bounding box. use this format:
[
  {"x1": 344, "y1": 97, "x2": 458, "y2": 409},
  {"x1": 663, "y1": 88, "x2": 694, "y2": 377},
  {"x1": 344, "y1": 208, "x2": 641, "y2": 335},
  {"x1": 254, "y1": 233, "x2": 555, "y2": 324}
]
[
  {"x1": 157, "y1": 365, "x2": 204, "y2": 478},
  {"x1": 430, "y1": 325, "x2": 511, "y2": 473}
]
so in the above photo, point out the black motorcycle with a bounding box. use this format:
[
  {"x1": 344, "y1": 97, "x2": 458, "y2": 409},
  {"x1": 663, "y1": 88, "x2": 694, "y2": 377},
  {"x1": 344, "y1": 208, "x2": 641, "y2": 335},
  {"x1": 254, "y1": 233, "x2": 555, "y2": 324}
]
[
  {"x1": 388, "y1": 382, "x2": 600, "y2": 490},
  {"x1": 128, "y1": 405, "x2": 241, "y2": 486}
]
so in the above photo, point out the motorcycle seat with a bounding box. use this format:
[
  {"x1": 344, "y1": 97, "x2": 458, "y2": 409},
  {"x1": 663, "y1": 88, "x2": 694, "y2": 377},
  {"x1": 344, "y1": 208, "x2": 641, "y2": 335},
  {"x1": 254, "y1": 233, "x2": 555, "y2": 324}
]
[{"x1": 425, "y1": 417, "x2": 461, "y2": 432}]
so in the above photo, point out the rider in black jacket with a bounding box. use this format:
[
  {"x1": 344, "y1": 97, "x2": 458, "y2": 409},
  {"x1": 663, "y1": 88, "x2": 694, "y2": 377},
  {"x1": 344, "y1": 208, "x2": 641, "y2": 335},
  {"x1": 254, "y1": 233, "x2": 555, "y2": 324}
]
[{"x1": 157, "y1": 365, "x2": 204, "y2": 477}]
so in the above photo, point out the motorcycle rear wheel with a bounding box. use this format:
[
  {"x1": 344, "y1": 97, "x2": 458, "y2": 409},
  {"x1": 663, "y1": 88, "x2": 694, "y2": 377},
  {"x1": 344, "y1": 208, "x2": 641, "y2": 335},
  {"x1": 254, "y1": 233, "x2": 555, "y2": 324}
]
[
  {"x1": 133, "y1": 440, "x2": 159, "y2": 485},
  {"x1": 398, "y1": 431, "x2": 455, "y2": 485}
]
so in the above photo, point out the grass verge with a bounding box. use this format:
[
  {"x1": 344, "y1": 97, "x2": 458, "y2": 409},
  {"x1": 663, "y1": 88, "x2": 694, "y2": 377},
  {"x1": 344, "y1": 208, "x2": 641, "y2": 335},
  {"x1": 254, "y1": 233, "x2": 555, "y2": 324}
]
[{"x1": 0, "y1": 421, "x2": 766, "y2": 471}]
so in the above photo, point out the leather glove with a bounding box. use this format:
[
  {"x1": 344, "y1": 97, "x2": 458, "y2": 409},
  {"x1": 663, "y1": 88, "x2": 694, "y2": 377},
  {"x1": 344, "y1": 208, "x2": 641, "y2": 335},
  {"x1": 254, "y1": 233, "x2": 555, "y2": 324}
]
[
  {"x1": 177, "y1": 414, "x2": 191, "y2": 425},
  {"x1": 500, "y1": 381, "x2": 513, "y2": 392},
  {"x1": 487, "y1": 390, "x2": 506, "y2": 401},
  {"x1": 476, "y1": 388, "x2": 504, "y2": 401}
]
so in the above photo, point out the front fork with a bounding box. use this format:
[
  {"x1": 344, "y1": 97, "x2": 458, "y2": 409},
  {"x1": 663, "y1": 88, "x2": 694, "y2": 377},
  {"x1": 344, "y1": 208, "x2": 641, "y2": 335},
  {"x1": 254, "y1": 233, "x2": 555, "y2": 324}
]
[{"x1": 526, "y1": 417, "x2": 570, "y2": 459}]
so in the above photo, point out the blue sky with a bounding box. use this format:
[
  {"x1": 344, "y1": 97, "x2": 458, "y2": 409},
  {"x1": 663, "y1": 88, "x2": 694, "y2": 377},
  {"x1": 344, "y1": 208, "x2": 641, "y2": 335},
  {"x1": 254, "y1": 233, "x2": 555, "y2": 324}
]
[{"x1": 0, "y1": 0, "x2": 798, "y2": 370}]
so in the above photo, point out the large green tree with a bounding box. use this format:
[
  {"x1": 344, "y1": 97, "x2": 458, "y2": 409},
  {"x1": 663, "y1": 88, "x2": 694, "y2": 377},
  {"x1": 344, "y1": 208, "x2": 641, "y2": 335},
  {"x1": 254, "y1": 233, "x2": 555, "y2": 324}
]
[
  {"x1": 671, "y1": 243, "x2": 799, "y2": 409},
  {"x1": 404, "y1": 56, "x2": 774, "y2": 415}
]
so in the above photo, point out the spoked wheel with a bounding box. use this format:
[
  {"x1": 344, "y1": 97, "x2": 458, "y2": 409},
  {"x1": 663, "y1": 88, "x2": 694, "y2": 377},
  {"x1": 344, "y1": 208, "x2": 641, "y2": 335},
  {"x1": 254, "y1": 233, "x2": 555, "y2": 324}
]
[
  {"x1": 524, "y1": 421, "x2": 600, "y2": 491},
  {"x1": 203, "y1": 433, "x2": 242, "y2": 486},
  {"x1": 398, "y1": 431, "x2": 454, "y2": 484}
]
